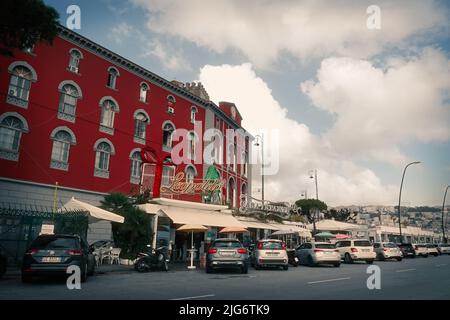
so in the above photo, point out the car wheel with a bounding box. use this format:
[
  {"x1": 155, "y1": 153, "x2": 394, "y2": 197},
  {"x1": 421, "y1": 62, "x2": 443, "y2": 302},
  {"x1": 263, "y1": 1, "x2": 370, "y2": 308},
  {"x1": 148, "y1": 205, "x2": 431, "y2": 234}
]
[
  {"x1": 334, "y1": 262, "x2": 341, "y2": 268},
  {"x1": 241, "y1": 266, "x2": 248, "y2": 274},
  {"x1": 396, "y1": 257, "x2": 402, "y2": 262},
  {"x1": 283, "y1": 265, "x2": 289, "y2": 271},
  {"x1": 377, "y1": 253, "x2": 385, "y2": 261},
  {"x1": 366, "y1": 260, "x2": 374, "y2": 264},
  {"x1": 21, "y1": 274, "x2": 32, "y2": 283},
  {"x1": 308, "y1": 256, "x2": 315, "y2": 267},
  {"x1": 424, "y1": 254, "x2": 428, "y2": 258},
  {"x1": 254, "y1": 263, "x2": 261, "y2": 270},
  {"x1": 344, "y1": 253, "x2": 353, "y2": 264}
]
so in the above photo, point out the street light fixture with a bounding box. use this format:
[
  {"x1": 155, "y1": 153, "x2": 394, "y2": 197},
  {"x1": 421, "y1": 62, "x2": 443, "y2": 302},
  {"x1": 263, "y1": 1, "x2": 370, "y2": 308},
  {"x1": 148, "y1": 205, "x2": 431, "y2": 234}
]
[
  {"x1": 309, "y1": 169, "x2": 319, "y2": 235},
  {"x1": 442, "y1": 185, "x2": 450, "y2": 244},
  {"x1": 254, "y1": 134, "x2": 264, "y2": 207},
  {"x1": 397, "y1": 161, "x2": 421, "y2": 241}
]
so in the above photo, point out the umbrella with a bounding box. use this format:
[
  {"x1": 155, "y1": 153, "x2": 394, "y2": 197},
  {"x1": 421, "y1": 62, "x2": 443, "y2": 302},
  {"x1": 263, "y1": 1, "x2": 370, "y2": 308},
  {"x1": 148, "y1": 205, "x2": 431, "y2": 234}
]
[
  {"x1": 177, "y1": 224, "x2": 208, "y2": 269},
  {"x1": 335, "y1": 233, "x2": 350, "y2": 239},
  {"x1": 314, "y1": 232, "x2": 335, "y2": 238},
  {"x1": 271, "y1": 229, "x2": 297, "y2": 236},
  {"x1": 219, "y1": 227, "x2": 248, "y2": 233}
]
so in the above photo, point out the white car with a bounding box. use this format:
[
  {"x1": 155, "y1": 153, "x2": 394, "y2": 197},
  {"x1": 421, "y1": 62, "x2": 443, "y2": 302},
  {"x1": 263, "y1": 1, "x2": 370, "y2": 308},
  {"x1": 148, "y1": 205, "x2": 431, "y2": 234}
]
[
  {"x1": 426, "y1": 244, "x2": 439, "y2": 257},
  {"x1": 335, "y1": 239, "x2": 376, "y2": 264},
  {"x1": 374, "y1": 242, "x2": 403, "y2": 261},
  {"x1": 412, "y1": 244, "x2": 428, "y2": 257},
  {"x1": 437, "y1": 243, "x2": 450, "y2": 255},
  {"x1": 295, "y1": 242, "x2": 341, "y2": 267}
]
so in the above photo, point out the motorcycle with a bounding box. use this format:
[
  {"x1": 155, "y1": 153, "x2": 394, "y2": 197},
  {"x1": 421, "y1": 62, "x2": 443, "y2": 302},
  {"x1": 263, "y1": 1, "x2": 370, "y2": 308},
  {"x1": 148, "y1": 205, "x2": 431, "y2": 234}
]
[{"x1": 134, "y1": 245, "x2": 169, "y2": 272}]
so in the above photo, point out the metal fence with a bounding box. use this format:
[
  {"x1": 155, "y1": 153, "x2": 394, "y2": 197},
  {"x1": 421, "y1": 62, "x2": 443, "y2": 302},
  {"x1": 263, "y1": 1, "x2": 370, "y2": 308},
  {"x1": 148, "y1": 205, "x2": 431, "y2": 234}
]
[{"x1": 0, "y1": 202, "x2": 88, "y2": 266}]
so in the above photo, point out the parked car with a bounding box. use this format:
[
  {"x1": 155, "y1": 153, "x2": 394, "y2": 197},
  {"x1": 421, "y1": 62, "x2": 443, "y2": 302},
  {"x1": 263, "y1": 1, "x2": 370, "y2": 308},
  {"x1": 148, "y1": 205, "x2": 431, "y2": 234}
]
[
  {"x1": 411, "y1": 244, "x2": 428, "y2": 257},
  {"x1": 436, "y1": 243, "x2": 450, "y2": 255},
  {"x1": 295, "y1": 242, "x2": 341, "y2": 267},
  {"x1": 374, "y1": 242, "x2": 403, "y2": 261},
  {"x1": 397, "y1": 243, "x2": 416, "y2": 258},
  {"x1": 335, "y1": 239, "x2": 376, "y2": 264},
  {"x1": 206, "y1": 238, "x2": 249, "y2": 274},
  {"x1": 426, "y1": 244, "x2": 439, "y2": 257},
  {"x1": 22, "y1": 234, "x2": 96, "y2": 283},
  {"x1": 250, "y1": 239, "x2": 289, "y2": 270},
  {"x1": 0, "y1": 248, "x2": 7, "y2": 279}
]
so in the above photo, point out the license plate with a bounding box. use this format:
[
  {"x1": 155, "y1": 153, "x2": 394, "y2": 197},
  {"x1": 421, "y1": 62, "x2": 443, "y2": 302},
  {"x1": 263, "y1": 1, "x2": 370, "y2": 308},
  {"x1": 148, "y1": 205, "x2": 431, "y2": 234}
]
[
  {"x1": 362, "y1": 249, "x2": 370, "y2": 252},
  {"x1": 42, "y1": 257, "x2": 61, "y2": 263},
  {"x1": 267, "y1": 252, "x2": 279, "y2": 255},
  {"x1": 324, "y1": 251, "x2": 332, "y2": 254},
  {"x1": 220, "y1": 251, "x2": 234, "y2": 256}
]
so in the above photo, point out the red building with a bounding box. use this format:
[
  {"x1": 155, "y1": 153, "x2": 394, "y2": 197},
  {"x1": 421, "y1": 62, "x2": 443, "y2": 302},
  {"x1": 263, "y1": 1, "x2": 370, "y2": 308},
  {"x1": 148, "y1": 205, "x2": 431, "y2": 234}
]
[{"x1": 0, "y1": 26, "x2": 251, "y2": 218}]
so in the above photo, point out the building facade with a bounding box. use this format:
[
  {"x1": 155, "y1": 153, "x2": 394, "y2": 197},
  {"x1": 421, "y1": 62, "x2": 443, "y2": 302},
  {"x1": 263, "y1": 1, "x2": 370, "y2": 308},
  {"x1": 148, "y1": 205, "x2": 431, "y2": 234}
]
[{"x1": 0, "y1": 26, "x2": 251, "y2": 242}]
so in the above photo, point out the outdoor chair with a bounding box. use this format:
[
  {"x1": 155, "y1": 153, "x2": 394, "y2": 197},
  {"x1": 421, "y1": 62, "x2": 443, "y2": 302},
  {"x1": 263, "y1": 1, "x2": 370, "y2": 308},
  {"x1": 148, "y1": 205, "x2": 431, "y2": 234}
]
[{"x1": 110, "y1": 248, "x2": 121, "y2": 264}]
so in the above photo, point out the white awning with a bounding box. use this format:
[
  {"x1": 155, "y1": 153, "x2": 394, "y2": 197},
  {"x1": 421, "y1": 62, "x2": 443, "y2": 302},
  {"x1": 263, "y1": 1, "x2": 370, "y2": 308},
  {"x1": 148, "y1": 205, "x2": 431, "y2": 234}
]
[
  {"x1": 307, "y1": 219, "x2": 361, "y2": 232},
  {"x1": 238, "y1": 219, "x2": 279, "y2": 230},
  {"x1": 269, "y1": 223, "x2": 312, "y2": 237},
  {"x1": 139, "y1": 204, "x2": 245, "y2": 228},
  {"x1": 61, "y1": 197, "x2": 124, "y2": 223}
]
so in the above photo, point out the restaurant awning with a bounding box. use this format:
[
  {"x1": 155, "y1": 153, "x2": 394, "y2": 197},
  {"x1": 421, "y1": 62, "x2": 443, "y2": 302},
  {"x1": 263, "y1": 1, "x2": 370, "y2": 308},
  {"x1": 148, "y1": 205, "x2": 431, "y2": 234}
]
[
  {"x1": 61, "y1": 197, "x2": 124, "y2": 223},
  {"x1": 238, "y1": 219, "x2": 279, "y2": 230},
  {"x1": 140, "y1": 204, "x2": 245, "y2": 228}
]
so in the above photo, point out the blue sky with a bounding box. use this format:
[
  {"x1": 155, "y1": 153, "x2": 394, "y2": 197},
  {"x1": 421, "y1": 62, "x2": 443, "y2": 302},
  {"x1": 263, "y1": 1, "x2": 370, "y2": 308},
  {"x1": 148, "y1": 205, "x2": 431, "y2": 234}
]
[{"x1": 44, "y1": 0, "x2": 450, "y2": 206}]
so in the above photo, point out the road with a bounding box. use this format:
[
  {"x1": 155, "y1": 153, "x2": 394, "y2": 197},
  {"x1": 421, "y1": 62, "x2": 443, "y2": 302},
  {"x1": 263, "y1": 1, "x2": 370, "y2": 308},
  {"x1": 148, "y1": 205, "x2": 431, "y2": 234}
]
[{"x1": 1, "y1": 255, "x2": 449, "y2": 300}]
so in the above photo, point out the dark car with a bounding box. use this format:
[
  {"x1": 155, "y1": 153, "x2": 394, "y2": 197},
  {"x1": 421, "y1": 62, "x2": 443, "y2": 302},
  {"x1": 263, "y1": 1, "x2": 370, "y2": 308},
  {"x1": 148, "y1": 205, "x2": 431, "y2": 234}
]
[
  {"x1": 206, "y1": 238, "x2": 249, "y2": 274},
  {"x1": 0, "y1": 248, "x2": 7, "y2": 279},
  {"x1": 397, "y1": 243, "x2": 416, "y2": 258},
  {"x1": 22, "y1": 234, "x2": 96, "y2": 283}
]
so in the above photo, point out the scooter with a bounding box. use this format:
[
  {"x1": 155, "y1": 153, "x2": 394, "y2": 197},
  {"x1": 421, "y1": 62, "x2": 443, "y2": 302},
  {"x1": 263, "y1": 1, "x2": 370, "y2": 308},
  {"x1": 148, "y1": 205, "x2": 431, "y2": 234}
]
[{"x1": 134, "y1": 245, "x2": 169, "y2": 272}]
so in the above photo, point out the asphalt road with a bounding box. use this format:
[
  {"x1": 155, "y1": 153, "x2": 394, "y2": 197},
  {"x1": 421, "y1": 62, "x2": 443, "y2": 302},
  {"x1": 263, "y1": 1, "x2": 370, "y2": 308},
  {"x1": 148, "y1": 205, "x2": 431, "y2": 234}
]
[{"x1": 1, "y1": 255, "x2": 449, "y2": 300}]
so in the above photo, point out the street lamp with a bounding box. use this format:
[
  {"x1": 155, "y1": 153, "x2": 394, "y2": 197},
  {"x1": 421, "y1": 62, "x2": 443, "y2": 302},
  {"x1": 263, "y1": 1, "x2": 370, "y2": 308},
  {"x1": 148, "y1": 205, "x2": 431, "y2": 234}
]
[
  {"x1": 397, "y1": 161, "x2": 421, "y2": 241},
  {"x1": 442, "y1": 185, "x2": 450, "y2": 243},
  {"x1": 309, "y1": 169, "x2": 319, "y2": 235},
  {"x1": 254, "y1": 134, "x2": 264, "y2": 207},
  {"x1": 301, "y1": 190, "x2": 308, "y2": 199}
]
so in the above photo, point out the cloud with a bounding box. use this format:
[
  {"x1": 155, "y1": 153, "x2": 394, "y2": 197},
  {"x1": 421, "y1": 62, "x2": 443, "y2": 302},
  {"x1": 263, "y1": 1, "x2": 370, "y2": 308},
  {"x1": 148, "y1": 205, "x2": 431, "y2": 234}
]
[
  {"x1": 130, "y1": 0, "x2": 448, "y2": 68},
  {"x1": 301, "y1": 48, "x2": 450, "y2": 165},
  {"x1": 108, "y1": 22, "x2": 134, "y2": 44},
  {"x1": 141, "y1": 40, "x2": 192, "y2": 71},
  {"x1": 198, "y1": 63, "x2": 399, "y2": 206}
]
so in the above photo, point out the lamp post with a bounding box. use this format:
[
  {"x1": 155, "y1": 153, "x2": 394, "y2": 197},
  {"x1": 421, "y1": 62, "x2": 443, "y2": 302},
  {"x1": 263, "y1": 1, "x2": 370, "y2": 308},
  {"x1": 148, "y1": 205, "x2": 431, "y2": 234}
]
[
  {"x1": 397, "y1": 161, "x2": 421, "y2": 242},
  {"x1": 442, "y1": 185, "x2": 450, "y2": 243},
  {"x1": 309, "y1": 169, "x2": 319, "y2": 235},
  {"x1": 254, "y1": 134, "x2": 264, "y2": 207}
]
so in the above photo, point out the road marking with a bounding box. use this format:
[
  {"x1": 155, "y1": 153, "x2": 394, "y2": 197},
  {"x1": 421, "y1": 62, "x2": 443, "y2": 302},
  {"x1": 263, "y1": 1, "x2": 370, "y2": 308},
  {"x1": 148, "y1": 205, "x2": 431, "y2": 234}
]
[
  {"x1": 395, "y1": 268, "x2": 416, "y2": 273},
  {"x1": 170, "y1": 294, "x2": 216, "y2": 300},
  {"x1": 435, "y1": 264, "x2": 447, "y2": 267},
  {"x1": 308, "y1": 277, "x2": 351, "y2": 284}
]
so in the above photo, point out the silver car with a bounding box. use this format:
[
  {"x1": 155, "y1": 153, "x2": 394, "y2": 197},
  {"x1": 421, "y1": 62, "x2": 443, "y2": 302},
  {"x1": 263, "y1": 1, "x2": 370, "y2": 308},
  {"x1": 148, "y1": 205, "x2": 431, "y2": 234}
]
[
  {"x1": 374, "y1": 242, "x2": 403, "y2": 261},
  {"x1": 295, "y1": 242, "x2": 341, "y2": 267},
  {"x1": 206, "y1": 238, "x2": 249, "y2": 274},
  {"x1": 436, "y1": 243, "x2": 450, "y2": 255},
  {"x1": 251, "y1": 239, "x2": 289, "y2": 270}
]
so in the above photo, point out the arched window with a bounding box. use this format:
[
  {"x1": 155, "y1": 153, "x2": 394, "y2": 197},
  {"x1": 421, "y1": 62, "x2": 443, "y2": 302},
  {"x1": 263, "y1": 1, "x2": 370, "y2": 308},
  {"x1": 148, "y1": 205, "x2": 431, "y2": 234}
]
[
  {"x1": 228, "y1": 178, "x2": 236, "y2": 208},
  {"x1": 58, "y1": 83, "x2": 80, "y2": 122},
  {"x1": 130, "y1": 150, "x2": 142, "y2": 183},
  {"x1": 7, "y1": 66, "x2": 33, "y2": 107},
  {"x1": 94, "y1": 139, "x2": 115, "y2": 178},
  {"x1": 107, "y1": 67, "x2": 119, "y2": 89},
  {"x1": 134, "y1": 111, "x2": 149, "y2": 143},
  {"x1": 68, "y1": 49, "x2": 82, "y2": 73},
  {"x1": 185, "y1": 166, "x2": 196, "y2": 184},
  {"x1": 50, "y1": 130, "x2": 75, "y2": 171},
  {"x1": 167, "y1": 95, "x2": 176, "y2": 104},
  {"x1": 0, "y1": 114, "x2": 28, "y2": 161},
  {"x1": 162, "y1": 122, "x2": 175, "y2": 150},
  {"x1": 162, "y1": 157, "x2": 175, "y2": 187},
  {"x1": 190, "y1": 106, "x2": 197, "y2": 124},
  {"x1": 99, "y1": 98, "x2": 119, "y2": 134},
  {"x1": 187, "y1": 131, "x2": 197, "y2": 160},
  {"x1": 139, "y1": 83, "x2": 149, "y2": 103}
]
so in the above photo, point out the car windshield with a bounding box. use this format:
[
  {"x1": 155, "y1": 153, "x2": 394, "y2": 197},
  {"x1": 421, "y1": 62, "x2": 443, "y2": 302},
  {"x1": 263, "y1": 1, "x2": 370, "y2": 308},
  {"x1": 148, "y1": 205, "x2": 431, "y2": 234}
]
[
  {"x1": 315, "y1": 243, "x2": 335, "y2": 249},
  {"x1": 354, "y1": 241, "x2": 372, "y2": 247},
  {"x1": 384, "y1": 243, "x2": 398, "y2": 248},
  {"x1": 31, "y1": 236, "x2": 78, "y2": 249},
  {"x1": 260, "y1": 241, "x2": 283, "y2": 249},
  {"x1": 214, "y1": 241, "x2": 241, "y2": 248}
]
